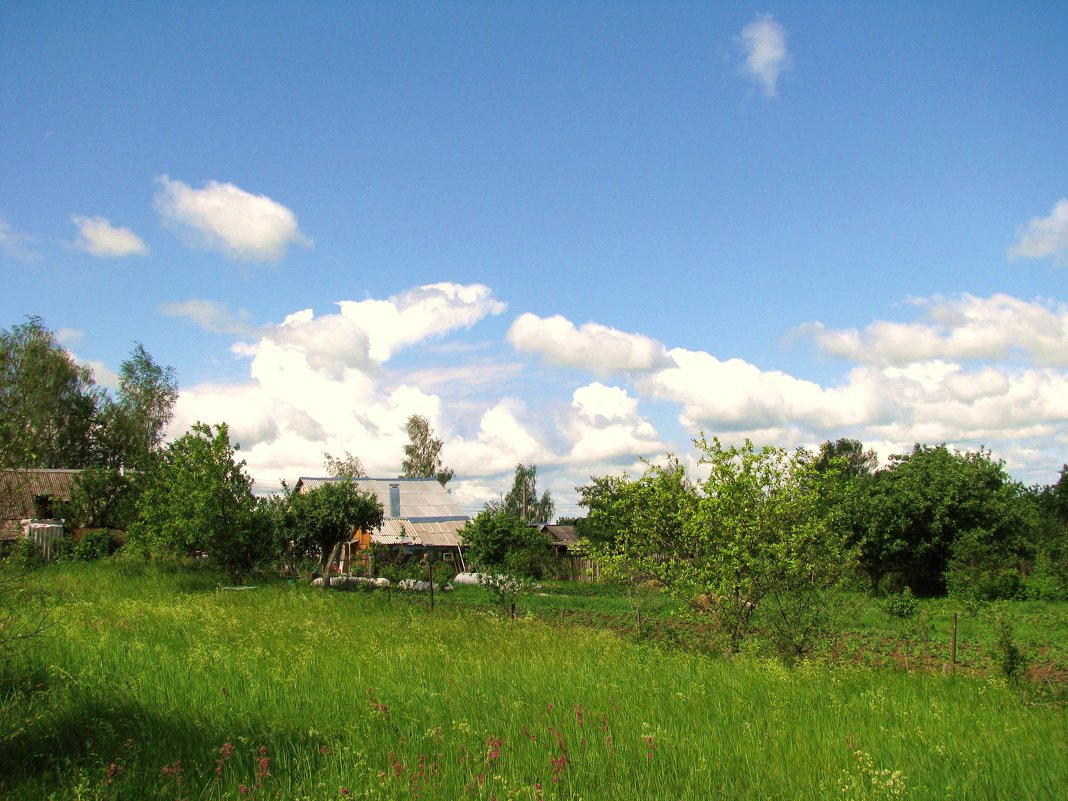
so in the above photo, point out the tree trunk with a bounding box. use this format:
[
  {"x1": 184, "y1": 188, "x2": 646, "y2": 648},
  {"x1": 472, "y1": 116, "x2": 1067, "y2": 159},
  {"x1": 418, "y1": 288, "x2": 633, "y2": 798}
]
[{"x1": 321, "y1": 541, "x2": 342, "y2": 589}]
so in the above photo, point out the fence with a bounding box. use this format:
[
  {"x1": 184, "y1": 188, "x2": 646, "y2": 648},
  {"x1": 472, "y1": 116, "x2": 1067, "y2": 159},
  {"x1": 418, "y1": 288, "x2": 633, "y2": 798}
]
[{"x1": 21, "y1": 519, "x2": 66, "y2": 562}]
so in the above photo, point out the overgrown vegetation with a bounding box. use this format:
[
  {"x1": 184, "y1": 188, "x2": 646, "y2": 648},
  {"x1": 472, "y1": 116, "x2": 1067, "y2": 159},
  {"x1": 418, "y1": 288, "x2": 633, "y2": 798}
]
[{"x1": 0, "y1": 561, "x2": 1064, "y2": 801}]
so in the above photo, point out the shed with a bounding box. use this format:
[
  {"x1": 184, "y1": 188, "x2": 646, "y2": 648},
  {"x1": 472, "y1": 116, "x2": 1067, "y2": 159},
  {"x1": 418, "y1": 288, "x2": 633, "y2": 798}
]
[{"x1": 0, "y1": 468, "x2": 80, "y2": 541}]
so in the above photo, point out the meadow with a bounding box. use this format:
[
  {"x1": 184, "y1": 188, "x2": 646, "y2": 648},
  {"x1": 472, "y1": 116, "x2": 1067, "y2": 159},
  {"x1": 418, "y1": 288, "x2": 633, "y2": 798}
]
[{"x1": 1, "y1": 560, "x2": 1065, "y2": 800}]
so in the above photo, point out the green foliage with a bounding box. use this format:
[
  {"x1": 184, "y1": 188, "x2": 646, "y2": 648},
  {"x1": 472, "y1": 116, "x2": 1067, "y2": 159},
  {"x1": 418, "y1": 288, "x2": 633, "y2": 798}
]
[
  {"x1": 461, "y1": 508, "x2": 552, "y2": 578},
  {"x1": 846, "y1": 445, "x2": 1035, "y2": 596},
  {"x1": 993, "y1": 610, "x2": 1029, "y2": 683},
  {"x1": 322, "y1": 450, "x2": 366, "y2": 478},
  {"x1": 487, "y1": 463, "x2": 554, "y2": 524},
  {"x1": 2, "y1": 537, "x2": 45, "y2": 570},
  {"x1": 286, "y1": 479, "x2": 383, "y2": 585},
  {"x1": 59, "y1": 466, "x2": 139, "y2": 531},
  {"x1": 67, "y1": 528, "x2": 115, "y2": 561},
  {"x1": 883, "y1": 587, "x2": 918, "y2": 619},
  {"x1": 814, "y1": 438, "x2": 878, "y2": 480},
  {"x1": 126, "y1": 422, "x2": 269, "y2": 582},
  {"x1": 1022, "y1": 550, "x2": 1068, "y2": 601},
  {"x1": 95, "y1": 343, "x2": 178, "y2": 471},
  {"x1": 584, "y1": 438, "x2": 851, "y2": 656},
  {"x1": 0, "y1": 316, "x2": 99, "y2": 469},
  {"x1": 401, "y1": 414, "x2": 454, "y2": 486}
]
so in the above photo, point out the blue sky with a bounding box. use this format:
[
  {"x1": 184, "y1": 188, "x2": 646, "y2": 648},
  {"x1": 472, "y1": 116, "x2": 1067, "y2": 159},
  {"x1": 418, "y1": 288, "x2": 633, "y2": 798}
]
[{"x1": 2, "y1": 2, "x2": 1066, "y2": 515}]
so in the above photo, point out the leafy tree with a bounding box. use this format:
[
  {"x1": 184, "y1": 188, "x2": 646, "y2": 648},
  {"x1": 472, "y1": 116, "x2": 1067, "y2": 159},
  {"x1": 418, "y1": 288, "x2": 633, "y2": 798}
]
[
  {"x1": 814, "y1": 438, "x2": 878, "y2": 480},
  {"x1": 1047, "y1": 465, "x2": 1068, "y2": 525},
  {"x1": 0, "y1": 317, "x2": 99, "y2": 469},
  {"x1": 583, "y1": 438, "x2": 850, "y2": 655},
  {"x1": 461, "y1": 508, "x2": 552, "y2": 616},
  {"x1": 60, "y1": 466, "x2": 139, "y2": 531},
  {"x1": 578, "y1": 457, "x2": 695, "y2": 552},
  {"x1": 323, "y1": 451, "x2": 366, "y2": 479},
  {"x1": 401, "y1": 415, "x2": 453, "y2": 486},
  {"x1": 845, "y1": 444, "x2": 1034, "y2": 596},
  {"x1": 127, "y1": 422, "x2": 269, "y2": 582},
  {"x1": 461, "y1": 508, "x2": 552, "y2": 578},
  {"x1": 99, "y1": 343, "x2": 178, "y2": 470},
  {"x1": 488, "y1": 464, "x2": 554, "y2": 524},
  {"x1": 287, "y1": 479, "x2": 383, "y2": 588}
]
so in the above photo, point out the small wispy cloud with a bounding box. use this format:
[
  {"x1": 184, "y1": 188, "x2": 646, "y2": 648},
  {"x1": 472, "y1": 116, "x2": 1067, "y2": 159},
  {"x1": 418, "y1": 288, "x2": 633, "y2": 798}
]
[
  {"x1": 736, "y1": 14, "x2": 792, "y2": 98},
  {"x1": 159, "y1": 298, "x2": 257, "y2": 336},
  {"x1": 71, "y1": 214, "x2": 149, "y2": 257},
  {"x1": 1008, "y1": 198, "x2": 1068, "y2": 263},
  {"x1": 0, "y1": 218, "x2": 39, "y2": 261},
  {"x1": 154, "y1": 175, "x2": 312, "y2": 262}
]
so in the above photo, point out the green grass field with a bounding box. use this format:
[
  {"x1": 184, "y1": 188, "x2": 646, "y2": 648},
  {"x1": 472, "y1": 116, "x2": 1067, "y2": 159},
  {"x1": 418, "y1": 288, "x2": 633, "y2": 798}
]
[{"x1": 1, "y1": 560, "x2": 1065, "y2": 800}]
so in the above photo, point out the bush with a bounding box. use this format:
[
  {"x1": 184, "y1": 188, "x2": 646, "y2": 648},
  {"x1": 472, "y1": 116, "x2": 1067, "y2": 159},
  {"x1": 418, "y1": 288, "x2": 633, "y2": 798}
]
[
  {"x1": 2, "y1": 538, "x2": 45, "y2": 569},
  {"x1": 883, "y1": 586, "x2": 918, "y2": 619},
  {"x1": 68, "y1": 528, "x2": 116, "y2": 561},
  {"x1": 1022, "y1": 550, "x2": 1067, "y2": 601}
]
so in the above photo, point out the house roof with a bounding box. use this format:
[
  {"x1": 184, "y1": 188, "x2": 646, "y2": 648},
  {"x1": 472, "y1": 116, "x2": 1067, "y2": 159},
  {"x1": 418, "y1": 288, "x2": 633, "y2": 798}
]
[
  {"x1": 536, "y1": 523, "x2": 579, "y2": 545},
  {"x1": 374, "y1": 518, "x2": 467, "y2": 548},
  {"x1": 0, "y1": 468, "x2": 82, "y2": 539},
  {"x1": 295, "y1": 476, "x2": 466, "y2": 521}
]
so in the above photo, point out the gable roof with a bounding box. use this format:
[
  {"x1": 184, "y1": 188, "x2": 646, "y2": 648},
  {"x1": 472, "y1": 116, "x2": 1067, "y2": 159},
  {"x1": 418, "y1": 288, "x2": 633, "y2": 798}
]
[{"x1": 295, "y1": 477, "x2": 466, "y2": 522}]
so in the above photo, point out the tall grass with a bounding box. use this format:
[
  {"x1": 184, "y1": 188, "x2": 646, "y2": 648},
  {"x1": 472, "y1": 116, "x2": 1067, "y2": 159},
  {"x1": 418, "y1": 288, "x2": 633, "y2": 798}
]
[{"x1": 1, "y1": 560, "x2": 1064, "y2": 800}]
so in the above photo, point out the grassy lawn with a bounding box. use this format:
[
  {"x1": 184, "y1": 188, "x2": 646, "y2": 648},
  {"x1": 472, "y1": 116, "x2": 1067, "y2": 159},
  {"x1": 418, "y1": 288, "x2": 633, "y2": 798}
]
[{"x1": 1, "y1": 560, "x2": 1065, "y2": 800}]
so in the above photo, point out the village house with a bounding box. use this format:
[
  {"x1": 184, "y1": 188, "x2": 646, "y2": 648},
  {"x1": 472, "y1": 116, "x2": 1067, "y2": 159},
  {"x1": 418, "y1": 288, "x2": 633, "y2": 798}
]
[{"x1": 293, "y1": 476, "x2": 470, "y2": 573}]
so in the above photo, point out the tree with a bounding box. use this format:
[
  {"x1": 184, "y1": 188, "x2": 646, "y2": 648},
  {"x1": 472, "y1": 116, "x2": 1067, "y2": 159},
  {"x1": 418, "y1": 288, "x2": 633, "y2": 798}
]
[
  {"x1": 489, "y1": 464, "x2": 554, "y2": 524},
  {"x1": 60, "y1": 466, "x2": 139, "y2": 531},
  {"x1": 323, "y1": 451, "x2": 366, "y2": 479},
  {"x1": 126, "y1": 422, "x2": 270, "y2": 582},
  {"x1": 461, "y1": 507, "x2": 553, "y2": 617},
  {"x1": 0, "y1": 317, "x2": 99, "y2": 469},
  {"x1": 401, "y1": 415, "x2": 453, "y2": 486},
  {"x1": 287, "y1": 479, "x2": 383, "y2": 588},
  {"x1": 99, "y1": 343, "x2": 178, "y2": 470},
  {"x1": 814, "y1": 438, "x2": 878, "y2": 480},
  {"x1": 462, "y1": 508, "x2": 552, "y2": 578},
  {"x1": 845, "y1": 444, "x2": 1034, "y2": 596},
  {"x1": 583, "y1": 437, "x2": 850, "y2": 655}
]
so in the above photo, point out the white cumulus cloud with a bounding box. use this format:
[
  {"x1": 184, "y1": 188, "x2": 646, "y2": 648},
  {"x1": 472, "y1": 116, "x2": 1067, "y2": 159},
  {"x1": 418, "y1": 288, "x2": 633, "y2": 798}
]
[
  {"x1": 154, "y1": 175, "x2": 311, "y2": 262},
  {"x1": 70, "y1": 214, "x2": 148, "y2": 257},
  {"x1": 737, "y1": 14, "x2": 792, "y2": 98},
  {"x1": 507, "y1": 313, "x2": 672, "y2": 374},
  {"x1": 1009, "y1": 198, "x2": 1068, "y2": 262},
  {"x1": 169, "y1": 283, "x2": 516, "y2": 490},
  {"x1": 563, "y1": 383, "x2": 664, "y2": 463},
  {"x1": 798, "y1": 293, "x2": 1068, "y2": 367}
]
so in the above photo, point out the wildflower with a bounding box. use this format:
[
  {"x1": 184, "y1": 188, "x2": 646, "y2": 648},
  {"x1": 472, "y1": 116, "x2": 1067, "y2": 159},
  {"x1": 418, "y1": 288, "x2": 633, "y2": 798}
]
[
  {"x1": 485, "y1": 736, "x2": 503, "y2": 763},
  {"x1": 341, "y1": 788, "x2": 350, "y2": 796},
  {"x1": 240, "y1": 785, "x2": 249, "y2": 795},
  {"x1": 320, "y1": 745, "x2": 330, "y2": 755},
  {"x1": 645, "y1": 734, "x2": 656, "y2": 760},
  {"x1": 550, "y1": 752, "x2": 568, "y2": 784}
]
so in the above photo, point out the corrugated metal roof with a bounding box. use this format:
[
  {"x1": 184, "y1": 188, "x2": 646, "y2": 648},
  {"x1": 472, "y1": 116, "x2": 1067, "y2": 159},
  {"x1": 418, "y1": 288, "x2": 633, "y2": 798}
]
[
  {"x1": 370, "y1": 517, "x2": 467, "y2": 548},
  {"x1": 296, "y1": 476, "x2": 465, "y2": 520}
]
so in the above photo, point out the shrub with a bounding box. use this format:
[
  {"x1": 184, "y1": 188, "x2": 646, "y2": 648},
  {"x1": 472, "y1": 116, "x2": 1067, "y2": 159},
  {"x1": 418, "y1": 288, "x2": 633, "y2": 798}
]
[
  {"x1": 883, "y1": 586, "x2": 918, "y2": 619},
  {"x1": 69, "y1": 528, "x2": 116, "y2": 561}
]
